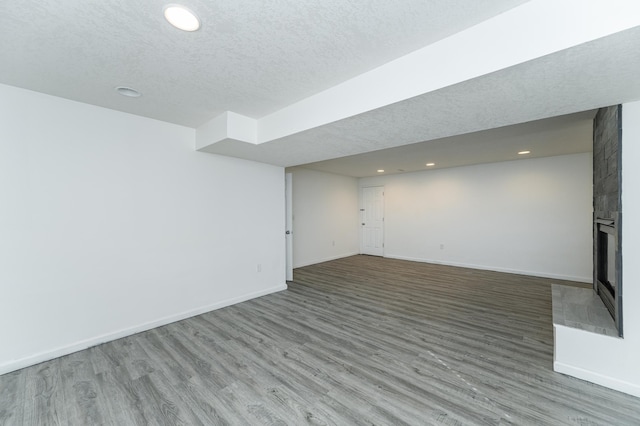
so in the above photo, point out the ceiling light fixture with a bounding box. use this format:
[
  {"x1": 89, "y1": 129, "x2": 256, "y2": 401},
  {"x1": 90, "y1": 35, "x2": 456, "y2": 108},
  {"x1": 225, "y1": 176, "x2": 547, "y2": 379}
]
[
  {"x1": 377, "y1": 169, "x2": 385, "y2": 173},
  {"x1": 426, "y1": 163, "x2": 435, "y2": 166},
  {"x1": 518, "y1": 150, "x2": 531, "y2": 155},
  {"x1": 115, "y1": 86, "x2": 142, "y2": 98},
  {"x1": 164, "y1": 5, "x2": 200, "y2": 31}
]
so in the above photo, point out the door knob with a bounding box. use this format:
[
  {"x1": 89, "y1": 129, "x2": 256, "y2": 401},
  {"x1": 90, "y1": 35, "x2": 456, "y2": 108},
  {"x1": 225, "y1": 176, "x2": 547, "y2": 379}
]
[{"x1": 285, "y1": 230, "x2": 291, "y2": 234}]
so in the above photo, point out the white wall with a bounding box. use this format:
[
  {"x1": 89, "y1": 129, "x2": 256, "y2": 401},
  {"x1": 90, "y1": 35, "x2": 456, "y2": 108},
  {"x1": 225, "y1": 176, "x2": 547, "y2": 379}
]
[
  {"x1": 554, "y1": 100, "x2": 640, "y2": 397},
  {"x1": 359, "y1": 154, "x2": 593, "y2": 282},
  {"x1": 289, "y1": 168, "x2": 359, "y2": 268},
  {"x1": 0, "y1": 84, "x2": 286, "y2": 374}
]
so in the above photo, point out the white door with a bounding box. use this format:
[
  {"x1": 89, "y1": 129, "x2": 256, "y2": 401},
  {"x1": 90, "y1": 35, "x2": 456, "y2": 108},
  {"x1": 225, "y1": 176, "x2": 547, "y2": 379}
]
[
  {"x1": 285, "y1": 173, "x2": 293, "y2": 281},
  {"x1": 361, "y1": 186, "x2": 384, "y2": 256}
]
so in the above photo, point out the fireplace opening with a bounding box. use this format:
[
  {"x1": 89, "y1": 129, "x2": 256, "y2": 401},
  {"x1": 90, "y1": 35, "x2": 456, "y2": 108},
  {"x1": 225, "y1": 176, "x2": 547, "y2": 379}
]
[{"x1": 594, "y1": 215, "x2": 622, "y2": 336}]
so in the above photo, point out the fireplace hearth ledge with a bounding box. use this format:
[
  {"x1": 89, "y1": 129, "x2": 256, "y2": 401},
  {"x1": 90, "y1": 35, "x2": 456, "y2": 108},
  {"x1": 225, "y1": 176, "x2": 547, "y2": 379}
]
[{"x1": 551, "y1": 284, "x2": 618, "y2": 338}]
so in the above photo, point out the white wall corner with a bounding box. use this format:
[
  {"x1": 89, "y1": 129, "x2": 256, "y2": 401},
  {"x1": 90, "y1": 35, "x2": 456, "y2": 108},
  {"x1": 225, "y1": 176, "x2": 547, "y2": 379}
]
[
  {"x1": 195, "y1": 111, "x2": 258, "y2": 151},
  {"x1": 226, "y1": 111, "x2": 258, "y2": 144},
  {"x1": 195, "y1": 111, "x2": 229, "y2": 150}
]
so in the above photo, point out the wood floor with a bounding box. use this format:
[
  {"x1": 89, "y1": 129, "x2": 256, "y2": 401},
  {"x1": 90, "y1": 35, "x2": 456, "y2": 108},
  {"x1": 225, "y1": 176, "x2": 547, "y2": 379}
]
[{"x1": 1, "y1": 255, "x2": 639, "y2": 425}]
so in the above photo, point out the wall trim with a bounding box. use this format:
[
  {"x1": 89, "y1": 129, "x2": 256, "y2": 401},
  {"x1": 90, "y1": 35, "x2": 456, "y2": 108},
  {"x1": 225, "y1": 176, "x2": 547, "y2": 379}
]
[
  {"x1": 294, "y1": 252, "x2": 360, "y2": 269},
  {"x1": 384, "y1": 254, "x2": 591, "y2": 283},
  {"x1": 554, "y1": 361, "x2": 640, "y2": 398},
  {"x1": 0, "y1": 283, "x2": 287, "y2": 376}
]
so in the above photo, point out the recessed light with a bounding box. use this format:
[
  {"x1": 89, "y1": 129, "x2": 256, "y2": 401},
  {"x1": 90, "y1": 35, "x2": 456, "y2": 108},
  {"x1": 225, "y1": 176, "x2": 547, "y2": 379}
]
[
  {"x1": 518, "y1": 150, "x2": 531, "y2": 155},
  {"x1": 164, "y1": 5, "x2": 200, "y2": 31},
  {"x1": 426, "y1": 163, "x2": 435, "y2": 167},
  {"x1": 377, "y1": 169, "x2": 385, "y2": 173},
  {"x1": 115, "y1": 86, "x2": 142, "y2": 98}
]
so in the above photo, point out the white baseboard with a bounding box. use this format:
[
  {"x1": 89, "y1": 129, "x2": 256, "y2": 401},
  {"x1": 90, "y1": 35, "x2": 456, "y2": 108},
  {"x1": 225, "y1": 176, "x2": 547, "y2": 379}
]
[
  {"x1": 0, "y1": 283, "x2": 287, "y2": 376},
  {"x1": 294, "y1": 252, "x2": 359, "y2": 269},
  {"x1": 554, "y1": 361, "x2": 640, "y2": 398},
  {"x1": 384, "y1": 254, "x2": 590, "y2": 283}
]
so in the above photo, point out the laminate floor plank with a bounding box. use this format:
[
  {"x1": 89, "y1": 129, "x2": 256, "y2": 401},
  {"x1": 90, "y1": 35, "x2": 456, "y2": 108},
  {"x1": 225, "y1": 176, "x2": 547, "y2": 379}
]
[
  {"x1": 0, "y1": 370, "x2": 22, "y2": 426},
  {"x1": 93, "y1": 371, "x2": 149, "y2": 426},
  {"x1": 24, "y1": 360, "x2": 66, "y2": 426},
  {"x1": 59, "y1": 351, "x2": 107, "y2": 425},
  {"x1": 2, "y1": 255, "x2": 640, "y2": 425}
]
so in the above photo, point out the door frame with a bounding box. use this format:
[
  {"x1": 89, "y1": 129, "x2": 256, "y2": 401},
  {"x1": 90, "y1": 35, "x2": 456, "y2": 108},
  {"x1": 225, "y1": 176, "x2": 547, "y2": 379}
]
[{"x1": 285, "y1": 172, "x2": 293, "y2": 281}]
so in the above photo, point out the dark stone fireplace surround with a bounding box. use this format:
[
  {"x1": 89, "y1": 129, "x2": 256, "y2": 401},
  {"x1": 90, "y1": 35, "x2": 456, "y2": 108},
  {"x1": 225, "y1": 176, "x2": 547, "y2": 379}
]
[
  {"x1": 592, "y1": 105, "x2": 623, "y2": 336},
  {"x1": 551, "y1": 105, "x2": 623, "y2": 338}
]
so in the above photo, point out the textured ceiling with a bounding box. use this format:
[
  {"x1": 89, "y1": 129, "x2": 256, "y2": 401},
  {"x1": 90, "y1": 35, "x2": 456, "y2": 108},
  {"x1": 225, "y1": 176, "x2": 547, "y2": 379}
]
[
  {"x1": 0, "y1": 0, "x2": 526, "y2": 127},
  {"x1": 199, "y1": 26, "x2": 640, "y2": 167},
  {"x1": 292, "y1": 111, "x2": 595, "y2": 177},
  {"x1": 2, "y1": 1, "x2": 639, "y2": 172}
]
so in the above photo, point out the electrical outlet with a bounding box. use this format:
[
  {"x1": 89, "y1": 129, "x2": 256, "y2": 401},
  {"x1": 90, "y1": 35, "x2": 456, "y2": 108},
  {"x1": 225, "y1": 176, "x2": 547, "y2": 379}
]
[
  {"x1": 257, "y1": 264, "x2": 262, "y2": 272},
  {"x1": 332, "y1": 240, "x2": 335, "y2": 246},
  {"x1": 440, "y1": 244, "x2": 445, "y2": 250}
]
